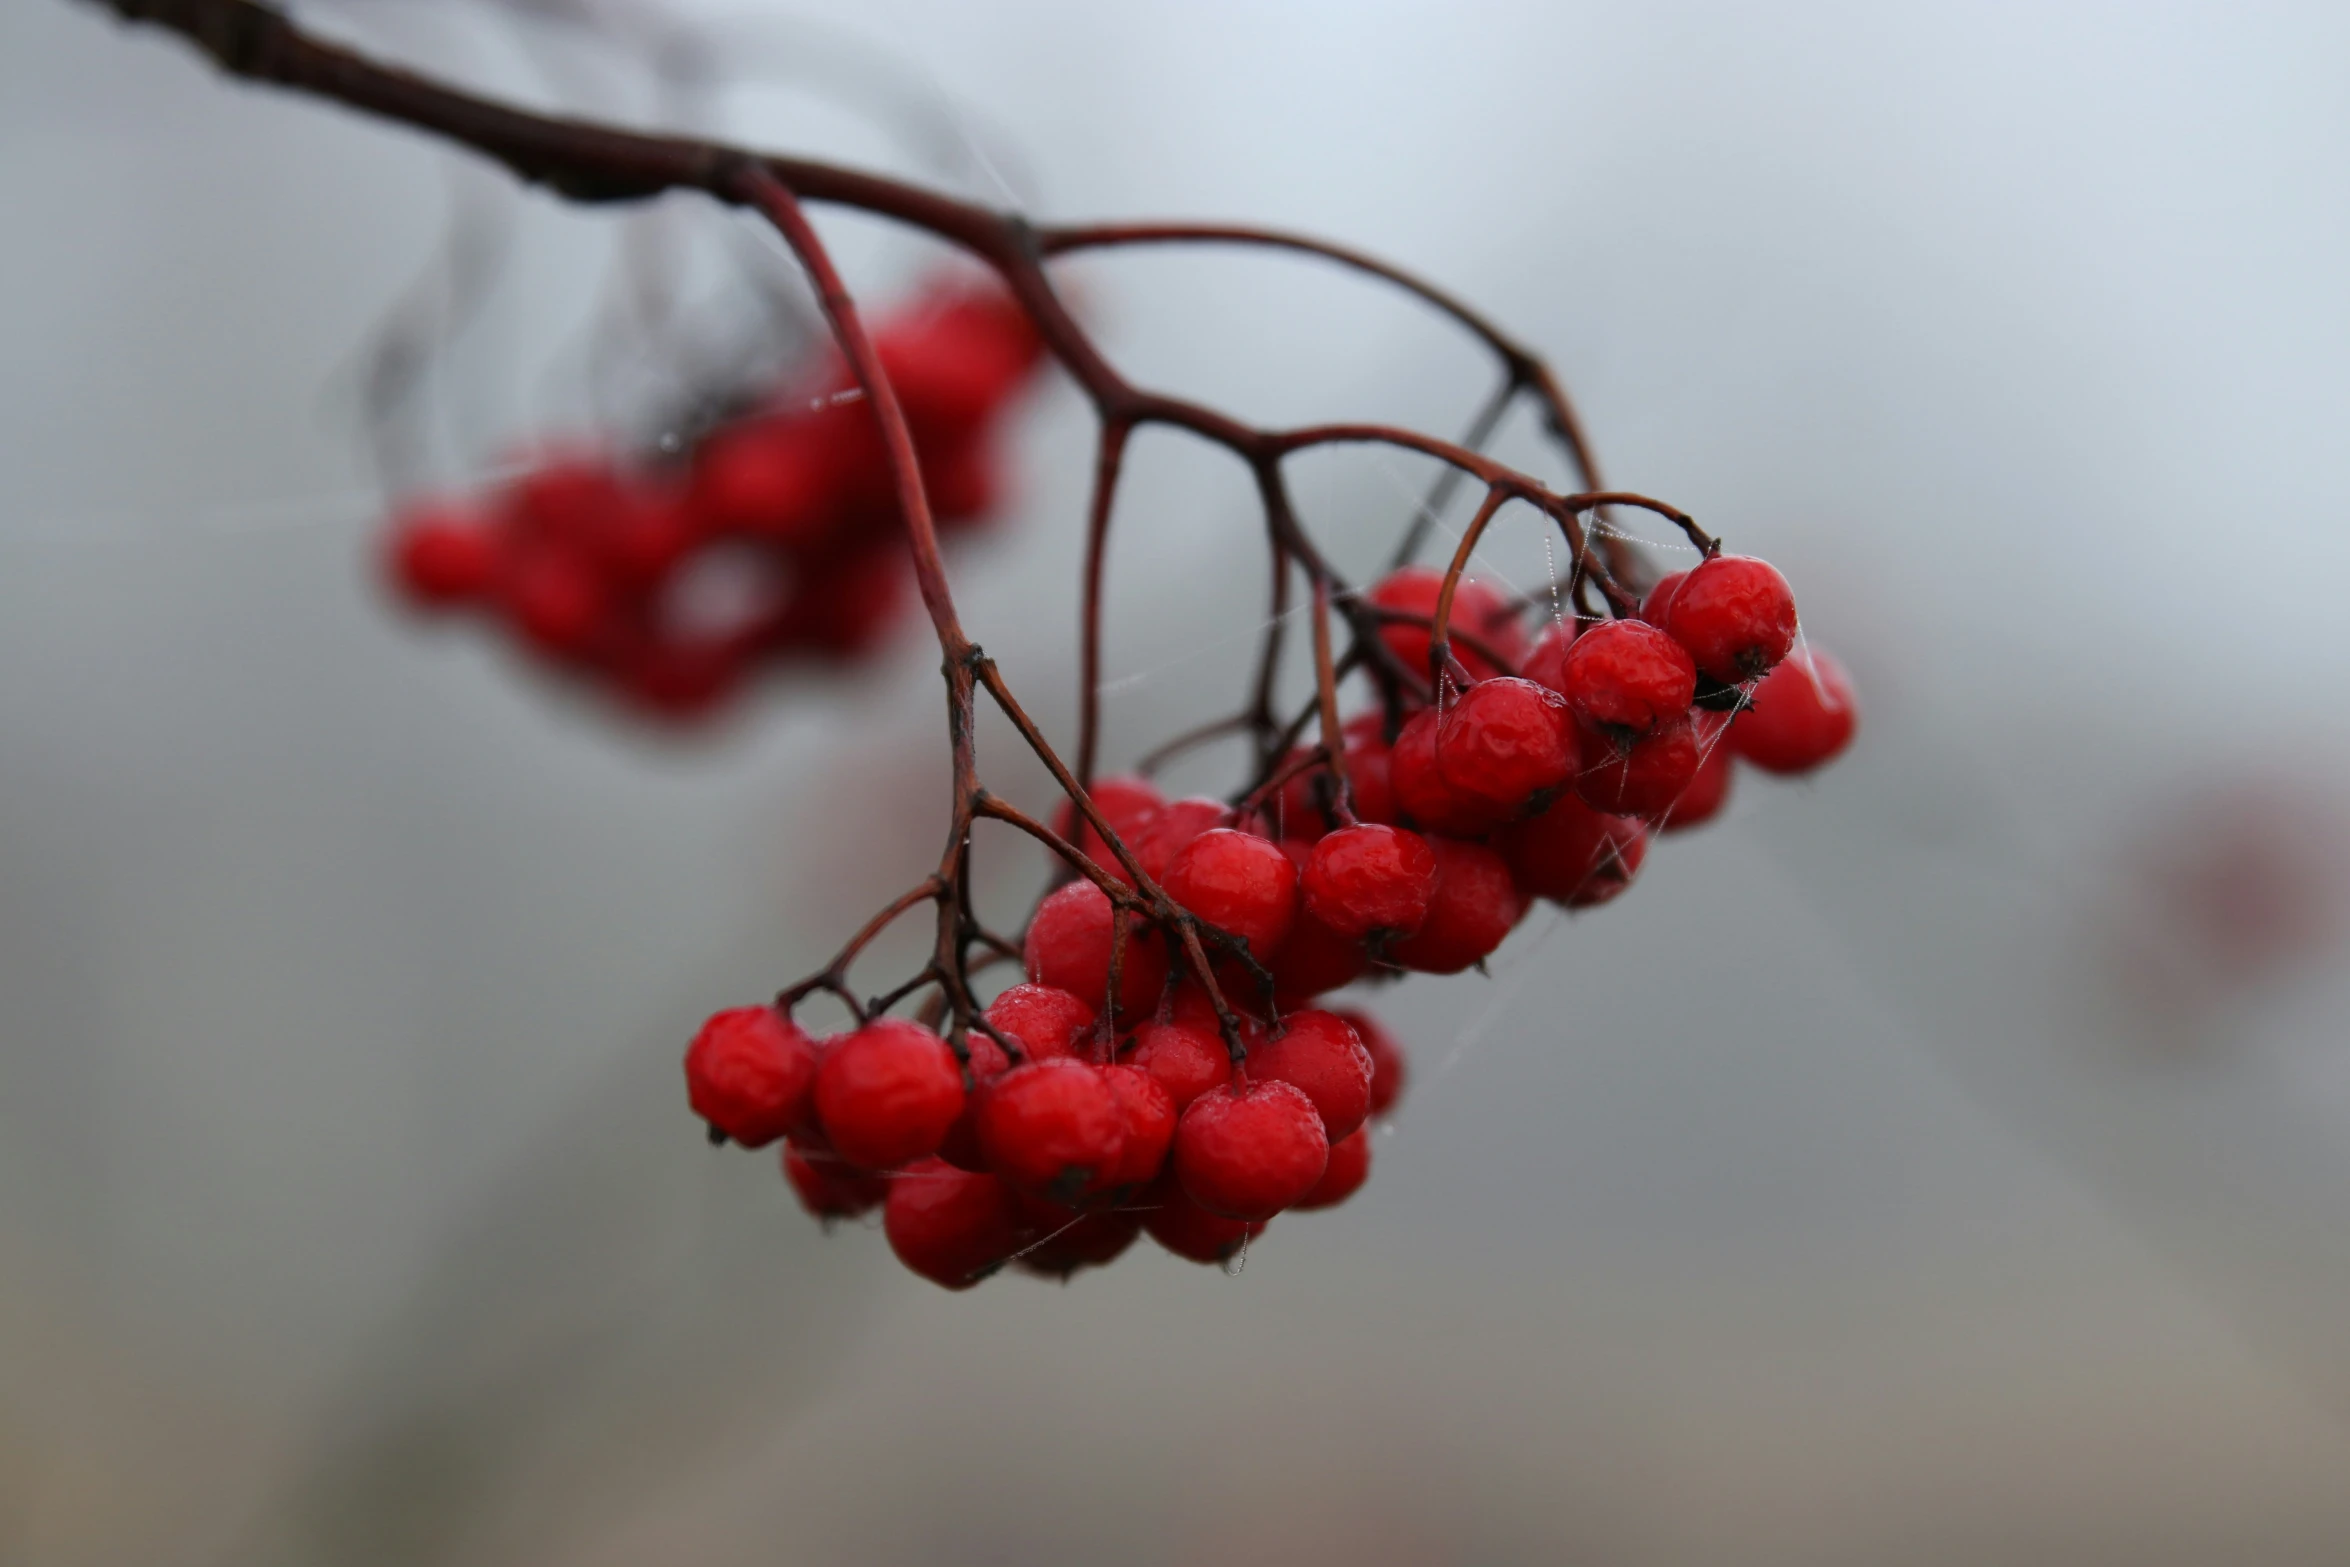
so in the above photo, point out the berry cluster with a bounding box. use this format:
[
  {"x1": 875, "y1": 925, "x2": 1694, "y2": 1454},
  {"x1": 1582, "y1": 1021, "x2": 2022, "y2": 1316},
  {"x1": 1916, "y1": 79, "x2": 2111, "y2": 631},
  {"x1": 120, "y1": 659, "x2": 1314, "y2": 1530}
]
[
  {"x1": 683, "y1": 984, "x2": 1411, "y2": 1284},
  {"x1": 381, "y1": 281, "x2": 1045, "y2": 722},
  {"x1": 686, "y1": 547, "x2": 1853, "y2": 1288}
]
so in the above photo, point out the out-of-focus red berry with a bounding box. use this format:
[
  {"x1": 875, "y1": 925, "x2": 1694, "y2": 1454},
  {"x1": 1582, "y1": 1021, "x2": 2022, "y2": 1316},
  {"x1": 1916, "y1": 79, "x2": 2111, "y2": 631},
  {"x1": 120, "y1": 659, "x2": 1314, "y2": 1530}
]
[
  {"x1": 1011, "y1": 1194, "x2": 1142, "y2": 1278},
  {"x1": 1367, "y1": 566, "x2": 1527, "y2": 683},
  {"x1": 1657, "y1": 723, "x2": 1736, "y2": 831},
  {"x1": 1387, "y1": 836, "x2": 1527, "y2": 974},
  {"x1": 1730, "y1": 647, "x2": 1857, "y2": 774},
  {"x1": 1291, "y1": 1125, "x2": 1371, "y2": 1211},
  {"x1": 884, "y1": 1158, "x2": 1024, "y2": 1289},
  {"x1": 1335, "y1": 1009, "x2": 1408, "y2": 1118},
  {"x1": 1503, "y1": 793, "x2": 1648, "y2": 907},
  {"x1": 386, "y1": 503, "x2": 500, "y2": 608},
  {"x1": 1141, "y1": 1170, "x2": 1267, "y2": 1266},
  {"x1": 502, "y1": 546, "x2": 609, "y2": 661},
  {"x1": 782, "y1": 1135, "x2": 890, "y2": 1221},
  {"x1": 689, "y1": 416, "x2": 840, "y2": 547}
]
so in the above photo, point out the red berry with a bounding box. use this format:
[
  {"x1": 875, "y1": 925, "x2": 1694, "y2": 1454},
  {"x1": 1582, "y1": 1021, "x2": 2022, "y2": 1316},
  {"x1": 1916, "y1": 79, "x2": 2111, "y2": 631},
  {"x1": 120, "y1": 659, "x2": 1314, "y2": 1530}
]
[
  {"x1": 683, "y1": 1005, "x2": 820, "y2": 1148},
  {"x1": 780, "y1": 543, "x2": 910, "y2": 657},
  {"x1": 983, "y1": 983, "x2": 1098, "y2": 1062},
  {"x1": 1141, "y1": 1171, "x2": 1267, "y2": 1266},
  {"x1": 1291, "y1": 1126, "x2": 1372, "y2": 1211},
  {"x1": 1247, "y1": 1009, "x2": 1375, "y2": 1141},
  {"x1": 690, "y1": 416, "x2": 839, "y2": 546},
  {"x1": 1126, "y1": 1018, "x2": 1235, "y2": 1111},
  {"x1": 1302, "y1": 823, "x2": 1438, "y2": 940},
  {"x1": 1011, "y1": 1194, "x2": 1142, "y2": 1278},
  {"x1": 1340, "y1": 718, "x2": 1401, "y2": 825},
  {"x1": 1559, "y1": 618, "x2": 1697, "y2": 735},
  {"x1": 1391, "y1": 708, "x2": 1510, "y2": 837},
  {"x1": 1435, "y1": 677, "x2": 1578, "y2": 818},
  {"x1": 1100, "y1": 1063, "x2": 1178, "y2": 1188},
  {"x1": 1269, "y1": 907, "x2": 1373, "y2": 1005},
  {"x1": 502, "y1": 545, "x2": 609, "y2": 660},
  {"x1": 386, "y1": 503, "x2": 499, "y2": 607},
  {"x1": 1519, "y1": 618, "x2": 1580, "y2": 695},
  {"x1": 1502, "y1": 793, "x2": 1648, "y2": 907},
  {"x1": 1022, "y1": 879, "x2": 1170, "y2": 1021},
  {"x1": 977, "y1": 1058, "x2": 1127, "y2": 1201},
  {"x1": 1335, "y1": 1009, "x2": 1409, "y2": 1118},
  {"x1": 1730, "y1": 647, "x2": 1857, "y2": 774},
  {"x1": 1659, "y1": 554, "x2": 1798, "y2": 683},
  {"x1": 1386, "y1": 836, "x2": 1527, "y2": 974},
  {"x1": 1639, "y1": 569, "x2": 1690, "y2": 625},
  {"x1": 1164, "y1": 827, "x2": 1299, "y2": 959},
  {"x1": 883, "y1": 1158, "x2": 1024, "y2": 1289},
  {"x1": 936, "y1": 1028, "x2": 1013, "y2": 1174},
  {"x1": 1367, "y1": 566, "x2": 1527, "y2": 683},
  {"x1": 1051, "y1": 775, "x2": 1165, "y2": 878},
  {"x1": 619, "y1": 634, "x2": 744, "y2": 722},
  {"x1": 1131, "y1": 796, "x2": 1232, "y2": 883},
  {"x1": 813, "y1": 1018, "x2": 966, "y2": 1171},
  {"x1": 1173, "y1": 1079, "x2": 1329, "y2": 1221},
  {"x1": 1658, "y1": 723, "x2": 1736, "y2": 831},
  {"x1": 782, "y1": 1135, "x2": 890, "y2": 1221},
  {"x1": 1575, "y1": 712, "x2": 1702, "y2": 822}
]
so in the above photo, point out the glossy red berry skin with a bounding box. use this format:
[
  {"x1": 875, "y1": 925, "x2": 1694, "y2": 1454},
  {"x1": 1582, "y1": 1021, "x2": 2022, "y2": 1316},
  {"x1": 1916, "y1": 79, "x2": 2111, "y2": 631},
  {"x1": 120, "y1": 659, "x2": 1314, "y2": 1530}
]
[
  {"x1": 884, "y1": 1159, "x2": 1024, "y2": 1289},
  {"x1": 935, "y1": 1028, "x2": 1013, "y2": 1174},
  {"x1": 1391, "y1": 708, "x2": 1509, "y2": 838},
  {"x1": 1011, "y1": 1195, "x2": 1143, "y2": 1278},
  {"x1": 982, "y1": 983, "x2": 1097, "y2": 1062},
  {"x1": 1519, "y1": 619, "x2": 1580, "y2": 695},
  {"x1": 1131, "y1": 796, "x2": 1232, "y2": 884},
  {"x1": 1387, "y1": 837, "x2": 1528, "y2": 974},
  {"x1": 1164, "y1": 828, "x2": 1299, "y2": 959},
  {"x1": 1503, "y1": 793, "x2": 1648, "y2": 908},
  {"x1": 1659, "y1": 554, "x2": 1798, "y2": 683},
  {"x1": 977, "y1": 1059, "x2": 1127, "y2": 1202},
  {"x1": 1335, "y1": 1009, "x2": 1408, "y2": 1118},
  {"x1": 1246, "y1": 1010, "x2": 1375, "y2": 1142},
  {"x1": 1730, "y1": 648, "x2": 1857, "y2": 774},
  {"x1": 1658, "y1": 723, "x2": 1736, "y2": 831},
  {"x1": 1174, "y1": 1079, "x2": 1330, "y2": 1221},
  {"x1": 782, "y1": 1136, "x2": 890, "y2": 1221},
  {"x1": 387, "y1": 504, "x2": 500, "y2": 608},
  {"x1": 1126, "y1": 1018, "x2": 1235, "y2": 1111},
  {"x1": 1575, "y1": 712, "x2": 1702, "y2": 822},
  {"x1": 684, "y1": 1005, "x2": 820, "y2": 1148},
  {"x1": 1436, "y1": 677, "x2": 1579, "y2": 818},
  {"x1": 1302, "y1": 823, "x2": 1438, "y2": 940},
  {"x1": 1100, "y1": 1063, "x2": 1178, "y2": 1189},
  {"x1": 813, "y1": 1018, "x2": 966, "y2": 1171},
  {"x1": 1639, "y1": 570, "x2": 1690, "y2": 626},
  {"x1": 1559, "y1": 618, "x2": 1697, "y2": 735},
  {"x1": 1292, "y1": 1126, "x2": 1372, "y2": 1211},
  {"x1": 1051, "y1": 775, "x2": 1164, "y2": 879},
  {"x1": 1022, "y1": 879, "x2": 1170, "y2": 1021},
  {"x1": 1141, "y1": 1171, "x2": 1267, "y2": 1265},
  {"x1": 1368, "y1": 566, "x2": 1527, "y2": 683}
]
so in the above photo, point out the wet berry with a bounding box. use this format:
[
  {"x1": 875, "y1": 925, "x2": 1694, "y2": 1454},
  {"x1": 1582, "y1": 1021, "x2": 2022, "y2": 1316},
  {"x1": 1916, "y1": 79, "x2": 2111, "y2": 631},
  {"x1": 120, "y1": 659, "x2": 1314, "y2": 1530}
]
[
  {"x1": 1126, "y1": 1017, "x2": 1235, "y2": 1111},
  {"x1": 1367, "y1": 566, "x2": 1527, "y2": 683},
  {"x1": 1657, "y1": 723, "x2": 1735, "y2": 831},
  {"x1": 977, "y1": 1058, "x2": 1127, "y2": 1201},
  {"x1": 813, "y1": 1018, "x2": 966, "y2": 1171},
  {"x1": 1247, "y1": 1009, "x2": 1375, "y2": 1141},
  {"x1": 684, "y1": 1005, "x2": 820, "y2": 1148},
  {"x1": 782, "y1": 1135, "x2": 890, "y2": 1221},
  {"x1": 1164, "y1": 827, "x2": 1299, "y2": 958},
  {"x1": 1559, "y1": 618, "x2": 1696, "y2": 735},
  {"x1": 1302, "y1": 823, "x2": 1438, "y2": 940},
  {"x1": 1100, "y1": 1063, "x2": 1178, "y2": 1189},
  {"x1": 1575, "y1": 711, "x2": 1702, "y2": 822},
  {"x1": 1503, "y1": 793, "x2": 1648, "y2": 908},
  {"x1": 1052, "y1": 775, "x2": 1165, "y2": 878},
  {"x1": 983, "y1": 983, "x2": 1097, "y2": 1062},
  {"x1": 1174, "y1": 1079, "x2": 1329, "y2": 1221},
  {"x1": 1022, "y1": 878, "x2": 1170, "y2": 1021},
  {"x1": 1658, "y1": 554, "x2": 1798, "y2": 683},
  {"x1": 1391, "y1": 707, "x2": 1509, "y2": 838},
  {"x1": 1436, "y1": 676, "x2": 1578, "y2": 818}
]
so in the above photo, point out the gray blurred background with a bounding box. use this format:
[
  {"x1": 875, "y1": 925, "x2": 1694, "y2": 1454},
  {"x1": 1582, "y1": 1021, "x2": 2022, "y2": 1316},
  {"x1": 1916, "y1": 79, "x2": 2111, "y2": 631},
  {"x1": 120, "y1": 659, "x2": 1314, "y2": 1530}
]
[{"x1": 6, "y1": 1, "x2": 2350, "y2": 1562}]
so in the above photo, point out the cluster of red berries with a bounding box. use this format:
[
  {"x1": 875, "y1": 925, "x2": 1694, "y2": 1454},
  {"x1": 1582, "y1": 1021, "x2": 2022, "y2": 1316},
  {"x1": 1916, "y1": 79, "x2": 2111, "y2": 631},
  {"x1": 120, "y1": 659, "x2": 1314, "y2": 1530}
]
[
  {"x1": 683, "y1": 548, "x2": 1854, "y2": 1288},
  {"x1": 683, "y1": 984, "x2": 1410, "y2": 1285},
  {"x1": 380, "y1": 281, "x2": 1045, "y2": 721}
]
